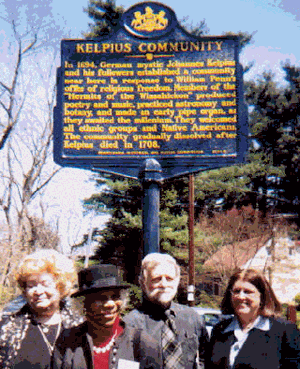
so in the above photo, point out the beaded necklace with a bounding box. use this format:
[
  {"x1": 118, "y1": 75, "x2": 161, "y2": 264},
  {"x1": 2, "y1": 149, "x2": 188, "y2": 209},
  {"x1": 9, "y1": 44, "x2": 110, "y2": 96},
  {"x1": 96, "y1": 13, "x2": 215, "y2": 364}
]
[
  {"x1": 92, "y1": 317, "x2": 123, "y2": 369},
  {"x1": 93, "y1": 332, "x2": 117, "y2": 354}
]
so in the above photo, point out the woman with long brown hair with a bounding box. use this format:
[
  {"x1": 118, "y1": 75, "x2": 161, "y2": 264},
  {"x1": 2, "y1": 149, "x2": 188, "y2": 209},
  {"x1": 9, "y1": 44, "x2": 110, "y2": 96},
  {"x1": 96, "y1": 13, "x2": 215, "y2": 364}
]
[{"x1": 206, "y1": 268, "x2": 300, "y2": 368}]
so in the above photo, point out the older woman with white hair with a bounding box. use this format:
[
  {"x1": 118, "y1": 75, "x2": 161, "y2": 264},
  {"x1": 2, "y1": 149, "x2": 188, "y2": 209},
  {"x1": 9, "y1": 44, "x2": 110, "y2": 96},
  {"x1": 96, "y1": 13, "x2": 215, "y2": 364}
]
[{"x1": 0, "y1": 249, "x2": 82, "y2": 369}]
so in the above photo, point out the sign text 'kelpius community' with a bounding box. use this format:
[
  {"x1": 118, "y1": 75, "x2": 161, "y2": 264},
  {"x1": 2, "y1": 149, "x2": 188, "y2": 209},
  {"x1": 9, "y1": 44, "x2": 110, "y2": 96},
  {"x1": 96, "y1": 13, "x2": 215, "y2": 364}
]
[{"x1": 54, "y1": 2, "x2": 247, "y2": 177}]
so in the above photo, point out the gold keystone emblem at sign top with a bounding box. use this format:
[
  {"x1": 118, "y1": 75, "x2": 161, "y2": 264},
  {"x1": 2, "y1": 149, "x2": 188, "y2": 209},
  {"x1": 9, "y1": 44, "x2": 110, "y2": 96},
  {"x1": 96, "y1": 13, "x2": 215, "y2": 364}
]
[{"x1": 131, "y1": 6, "x2": 168, "y2": 32}]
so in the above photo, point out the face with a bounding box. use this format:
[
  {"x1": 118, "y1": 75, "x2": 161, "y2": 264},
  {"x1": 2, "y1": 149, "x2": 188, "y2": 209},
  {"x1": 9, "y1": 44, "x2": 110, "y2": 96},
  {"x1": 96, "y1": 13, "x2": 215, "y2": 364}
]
[
  {"x1": 25, "y1": 273, "x2": 61, "y2": 316},
  {"x1": 84, "y1": 289, "x2": 123, "y2": 328},
  {"x1": 144, "y1": 263, "x2": 179, "y2": 307},
  {"x1": 231, "y1": 280, "x2": 261, "y2": 322}
]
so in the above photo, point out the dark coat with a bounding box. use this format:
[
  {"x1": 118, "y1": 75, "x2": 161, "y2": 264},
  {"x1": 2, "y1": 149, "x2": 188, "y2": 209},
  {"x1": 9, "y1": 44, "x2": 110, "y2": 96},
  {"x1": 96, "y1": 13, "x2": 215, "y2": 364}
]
[
  {"x1": 0, "y1": 302, "x2": 83, "y2": 369},
  {"x1": 123, "y1": 301, "x2": 209, "y2": 369},
  {"x1": 206, "y1": 316, "x2": 300, "y2": 369},
  {"x1": 52, "y1": 321, "x2": 160, "y2": 369}
]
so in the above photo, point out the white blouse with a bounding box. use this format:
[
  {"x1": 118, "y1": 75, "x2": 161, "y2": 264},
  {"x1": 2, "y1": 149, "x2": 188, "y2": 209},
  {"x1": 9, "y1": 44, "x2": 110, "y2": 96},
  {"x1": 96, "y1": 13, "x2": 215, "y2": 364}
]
[{"x1": 223, "y1": 316, "x2": 271, "y2": 368}]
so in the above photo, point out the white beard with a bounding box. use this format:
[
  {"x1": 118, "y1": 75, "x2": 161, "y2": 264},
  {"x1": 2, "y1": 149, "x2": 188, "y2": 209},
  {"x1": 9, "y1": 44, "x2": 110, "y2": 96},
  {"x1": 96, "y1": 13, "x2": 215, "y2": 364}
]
[{"x1": 145, "y1": 286, "x2": 178, "y2": 306}]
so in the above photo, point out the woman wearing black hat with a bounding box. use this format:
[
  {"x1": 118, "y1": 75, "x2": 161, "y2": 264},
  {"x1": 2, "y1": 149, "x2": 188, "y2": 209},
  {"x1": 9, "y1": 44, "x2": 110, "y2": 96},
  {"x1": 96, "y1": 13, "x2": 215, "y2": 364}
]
[{"x1": 52, "y1": 264, "x2": 159, "y2": 369}]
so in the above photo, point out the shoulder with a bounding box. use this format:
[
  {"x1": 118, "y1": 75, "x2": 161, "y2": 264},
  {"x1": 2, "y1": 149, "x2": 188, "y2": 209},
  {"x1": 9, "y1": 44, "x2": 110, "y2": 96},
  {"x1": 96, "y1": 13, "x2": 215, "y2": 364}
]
[
  {"x1": 121, "y1": 321, "x2": 156, "y2": 341},
  {"x1": 56, "y1": 321, "x2": 88, "y2": 348},
  {"x1": 0, "y1": 308, "x2": 29, "y2": 331},
  {"x1": 215, "y1": 316, "x2": 234, "y2": 329},
  {"x1": 119, "y1": 320, "x2": 136, "y2": 336},
  {"x1": 172, "y1": 302, "x2": 197, "y2": 314},
  {"x1": 118, "y1": 322, "x2": 142, "y2": 345},
  {"x1": 0, "y1": 314, "x2": 11, "y2": 328},
  {"x1": 268, "y1": 317, "x2": 300, "y2": 359},
  {"x1": 123, "y1": 309, "x2": 145, "y2": 326},
  {"x1": 172, "y1": 303, "x2": 205, "y2": 323},
  {"x1": 124, "y1": 308, "x2": 141, "y2": 319},
  {"x1": 115, "y1": 323, "x2": 159, "y2": 357},
  {"x1": 62, "y1": 321, "x2": 87, "y2": 336},
  {"x1": 60, "y1": 301, "x2": 84, "y2": 328},
  {"x1": 269, "y1": 317, "x2": 300, "y2": 336},
  {"x1": 210, "y1": 316, "x2": 234, "y2": 339},
  {"x1": 172, "y1": 303, "x2": 209, "y2": 338}
]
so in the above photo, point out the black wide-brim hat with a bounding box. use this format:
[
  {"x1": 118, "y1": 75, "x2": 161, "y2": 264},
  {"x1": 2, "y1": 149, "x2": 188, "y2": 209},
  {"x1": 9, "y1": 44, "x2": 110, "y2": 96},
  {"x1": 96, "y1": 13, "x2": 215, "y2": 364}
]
[{"x1": 72, "y1": 264, "x2": 131, "y2": 298}]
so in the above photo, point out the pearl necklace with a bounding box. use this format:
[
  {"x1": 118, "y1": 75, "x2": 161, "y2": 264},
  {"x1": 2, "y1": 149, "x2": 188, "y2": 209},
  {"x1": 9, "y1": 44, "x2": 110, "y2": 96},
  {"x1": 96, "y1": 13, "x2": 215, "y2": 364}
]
[{"x1": 93, "y1": 332, "x2": 117, "y2": 354}]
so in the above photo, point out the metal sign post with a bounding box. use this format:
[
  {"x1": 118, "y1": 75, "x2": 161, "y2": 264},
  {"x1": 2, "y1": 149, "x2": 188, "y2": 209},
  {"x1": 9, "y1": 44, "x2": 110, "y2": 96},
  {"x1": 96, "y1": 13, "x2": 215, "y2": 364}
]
[
  {"x1": 139, "y1": 158, "x2": 162, "y2": 255},
  {"x1": 188, "y1": 174, "x2": 195, "y2": 306}
]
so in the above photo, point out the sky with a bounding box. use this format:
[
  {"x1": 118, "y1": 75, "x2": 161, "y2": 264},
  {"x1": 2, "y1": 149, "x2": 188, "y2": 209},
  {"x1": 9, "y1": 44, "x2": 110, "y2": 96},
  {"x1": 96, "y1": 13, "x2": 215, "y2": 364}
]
[
  {"x1": 52, "y1": 0, "x2": 300, "y2": 85},
  {"x1": 2, "y1": 0, "x2": 300, "y2": 254}
]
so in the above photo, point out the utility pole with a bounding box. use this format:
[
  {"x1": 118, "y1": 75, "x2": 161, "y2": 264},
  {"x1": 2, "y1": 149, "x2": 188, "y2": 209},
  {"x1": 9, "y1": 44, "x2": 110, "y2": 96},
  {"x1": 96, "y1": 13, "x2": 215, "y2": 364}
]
[{"x1": 188, "y1": 174, "x2": 195, "y2": 306}]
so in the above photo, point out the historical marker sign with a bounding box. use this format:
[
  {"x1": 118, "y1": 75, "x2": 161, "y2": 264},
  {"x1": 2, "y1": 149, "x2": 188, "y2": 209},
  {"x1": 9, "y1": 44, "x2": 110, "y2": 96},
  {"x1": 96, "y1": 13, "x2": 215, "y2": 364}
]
[{"x1": 54, "y1": 1, "x2": 248, "y2": 179}]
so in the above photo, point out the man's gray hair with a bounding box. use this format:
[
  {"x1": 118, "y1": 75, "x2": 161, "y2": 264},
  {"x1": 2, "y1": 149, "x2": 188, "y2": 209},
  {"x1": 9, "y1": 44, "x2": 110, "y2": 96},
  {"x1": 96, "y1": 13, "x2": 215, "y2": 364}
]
[{"x1": 139, "y1": 252, "x2": 180, "y2": 289}]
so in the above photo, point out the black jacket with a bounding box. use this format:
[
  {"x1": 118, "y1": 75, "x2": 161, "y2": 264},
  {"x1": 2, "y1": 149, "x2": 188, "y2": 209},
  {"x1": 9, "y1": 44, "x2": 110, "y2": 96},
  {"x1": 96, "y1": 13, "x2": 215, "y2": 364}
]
[
  {"x1": 124, "y1": 300, "x2": 209, "y2": 369},
  {"x1": 206, "y1": 316, "x2": 300, "y2": 369},
  {"x1": 52, "y1": 320, "x2": 160, "y2": 369}
]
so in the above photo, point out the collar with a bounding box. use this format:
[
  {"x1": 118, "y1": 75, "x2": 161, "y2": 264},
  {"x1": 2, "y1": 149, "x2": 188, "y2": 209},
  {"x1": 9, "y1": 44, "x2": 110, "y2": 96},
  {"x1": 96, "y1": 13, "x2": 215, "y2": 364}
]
[
  {"x1": 141, "y1": 298, "x2": 177, "y2": 318},
  {"x1": 165, "y1": 302, "x2": 177, "y2": 318},
  {"x1": 224, "y1": 316, "x2": 270, "y2": 334}
]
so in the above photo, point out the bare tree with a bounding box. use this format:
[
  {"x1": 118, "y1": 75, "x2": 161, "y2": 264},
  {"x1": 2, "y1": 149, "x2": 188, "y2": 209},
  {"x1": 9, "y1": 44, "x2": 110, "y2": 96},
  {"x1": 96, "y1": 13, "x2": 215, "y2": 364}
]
[
  {"x1": 0, "y1": 19, "x2": 32, "y2": 150},
  {"x1": 0, "y1": 0, "x2": 63, "y2": 149},
  {"x1": 196, "y1": 207, "x2": 271, "y2": 294},
  {"x1": 0, "y1": 1, "x2": 68, "y2": 294}
]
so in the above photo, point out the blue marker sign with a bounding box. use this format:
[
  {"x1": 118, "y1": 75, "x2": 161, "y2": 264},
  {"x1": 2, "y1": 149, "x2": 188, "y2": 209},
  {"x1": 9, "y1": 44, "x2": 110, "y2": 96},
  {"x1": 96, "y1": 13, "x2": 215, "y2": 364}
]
[{"x1": 54, "y1": 1, "x2": 248, "y2": 179}]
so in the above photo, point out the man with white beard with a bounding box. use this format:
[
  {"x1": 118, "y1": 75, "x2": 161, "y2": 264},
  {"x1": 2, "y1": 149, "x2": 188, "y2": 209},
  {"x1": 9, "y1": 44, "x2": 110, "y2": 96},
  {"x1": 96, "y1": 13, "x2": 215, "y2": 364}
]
[{"x1": 124, "y1": 253, "x2": 208, "y2": 369}]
